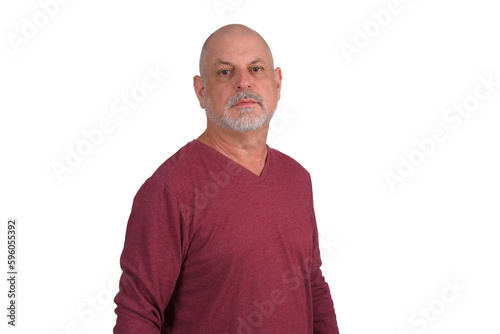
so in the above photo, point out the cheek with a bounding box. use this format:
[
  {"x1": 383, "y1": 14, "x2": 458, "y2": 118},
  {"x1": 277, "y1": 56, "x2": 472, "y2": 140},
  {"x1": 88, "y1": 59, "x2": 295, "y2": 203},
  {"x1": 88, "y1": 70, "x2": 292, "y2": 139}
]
[
  {"x1": 264, "y1": 84, "x2": 279, "y2": 106},
  {"x1": 207, "y1": 91, "x2": 230, "y2": 112}
]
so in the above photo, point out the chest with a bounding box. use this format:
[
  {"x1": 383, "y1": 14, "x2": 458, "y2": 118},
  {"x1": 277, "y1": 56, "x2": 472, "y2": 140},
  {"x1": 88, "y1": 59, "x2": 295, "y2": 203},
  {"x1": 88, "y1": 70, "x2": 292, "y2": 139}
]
[{"x1": 181, "y1": 181, "x2": 314, "y2": 277}]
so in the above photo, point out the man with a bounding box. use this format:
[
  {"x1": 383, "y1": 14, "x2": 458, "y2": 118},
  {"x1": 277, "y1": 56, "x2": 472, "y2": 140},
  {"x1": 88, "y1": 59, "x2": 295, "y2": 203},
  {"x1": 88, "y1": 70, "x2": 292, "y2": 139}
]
[{"x1": 113, "y1": 24, "x2": 340, "y2": 333}]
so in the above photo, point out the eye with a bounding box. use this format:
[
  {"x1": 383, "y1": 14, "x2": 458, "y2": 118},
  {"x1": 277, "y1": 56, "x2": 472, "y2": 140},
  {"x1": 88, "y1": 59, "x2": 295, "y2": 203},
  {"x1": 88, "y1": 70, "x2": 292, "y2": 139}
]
[
  {"x1": 219, "y1": 69, "x2": 230, "y2": 76},
  {"x1": 252, "y1": 67, "x2": 262, "y2": 72}
]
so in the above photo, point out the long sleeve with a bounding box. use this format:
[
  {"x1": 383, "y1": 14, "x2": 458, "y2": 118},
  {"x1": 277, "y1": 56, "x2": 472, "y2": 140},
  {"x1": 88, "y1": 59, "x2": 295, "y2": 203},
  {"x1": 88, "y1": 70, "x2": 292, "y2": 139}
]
[
  {"x1": 113, "y1": 177, "x2": 185, "y2": 333},
  {"x1": 310, "y1": 225, "x2": 340, "y2": 333},
  {"x1": 308, "y1": 177, "x2": 340, "y2": 334}
]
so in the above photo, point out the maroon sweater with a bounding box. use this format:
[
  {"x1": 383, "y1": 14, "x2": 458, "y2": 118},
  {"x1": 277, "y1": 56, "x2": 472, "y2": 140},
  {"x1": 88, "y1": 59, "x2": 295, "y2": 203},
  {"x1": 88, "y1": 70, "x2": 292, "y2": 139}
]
[{"x1": 113, "y1": 140, "x2": 339, "y2": 333}]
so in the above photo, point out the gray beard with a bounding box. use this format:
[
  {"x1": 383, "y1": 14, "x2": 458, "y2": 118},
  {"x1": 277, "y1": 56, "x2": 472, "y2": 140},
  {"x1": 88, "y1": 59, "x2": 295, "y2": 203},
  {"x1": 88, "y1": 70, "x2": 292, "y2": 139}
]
[{"x1": 204, "y1": 91, "x2": 275, "y2": 133}]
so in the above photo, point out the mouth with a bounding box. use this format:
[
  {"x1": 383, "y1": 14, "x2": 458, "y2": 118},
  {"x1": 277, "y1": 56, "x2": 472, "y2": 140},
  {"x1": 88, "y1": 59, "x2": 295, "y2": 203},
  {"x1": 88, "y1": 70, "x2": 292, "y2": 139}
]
[{"x1": 233, "y1": 99, "x2": 258, "y2": 108}]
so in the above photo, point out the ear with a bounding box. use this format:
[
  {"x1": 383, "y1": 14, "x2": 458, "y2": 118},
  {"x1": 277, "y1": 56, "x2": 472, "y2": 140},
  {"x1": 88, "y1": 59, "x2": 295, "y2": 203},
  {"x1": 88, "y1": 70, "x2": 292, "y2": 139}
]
[
  {"x1": 274, "y1": 67, "x2": 282, "y2": 100},
  {"x1": 193, "y1": 75, "x2": 205, "y2": 108}
]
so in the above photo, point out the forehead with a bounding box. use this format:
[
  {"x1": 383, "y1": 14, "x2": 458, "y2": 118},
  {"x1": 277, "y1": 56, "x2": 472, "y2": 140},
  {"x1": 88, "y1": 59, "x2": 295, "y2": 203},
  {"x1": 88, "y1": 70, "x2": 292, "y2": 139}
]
[{"x1": 205, "y1": 32, "x2": 272, "y2": 67}]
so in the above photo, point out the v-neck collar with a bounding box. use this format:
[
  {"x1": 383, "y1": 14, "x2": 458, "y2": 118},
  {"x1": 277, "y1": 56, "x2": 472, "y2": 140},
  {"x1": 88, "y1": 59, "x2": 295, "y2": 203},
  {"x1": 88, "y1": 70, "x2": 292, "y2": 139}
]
[{"x1": 191, "y1": 139, "x2": 271, "y2": 182}]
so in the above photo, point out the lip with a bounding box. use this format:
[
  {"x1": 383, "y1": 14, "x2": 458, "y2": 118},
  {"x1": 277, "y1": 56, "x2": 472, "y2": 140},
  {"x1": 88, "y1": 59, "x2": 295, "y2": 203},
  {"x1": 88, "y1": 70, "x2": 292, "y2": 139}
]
[{"x1": 234, "y1": 99, "x2": 257, "y2": 107}]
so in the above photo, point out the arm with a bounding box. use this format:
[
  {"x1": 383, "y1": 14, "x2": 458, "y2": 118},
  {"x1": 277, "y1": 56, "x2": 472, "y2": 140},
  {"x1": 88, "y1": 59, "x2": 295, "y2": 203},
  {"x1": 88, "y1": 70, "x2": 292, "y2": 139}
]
[
  {"x1": 308, "y1": 177, "x2": 340, "y2": 334},
  {"x1": 113, "y1": 177, "x2": 185, "y2": 333},
  {"x1": 310, "y1": 224, "x2": 340, "y2": 333}
]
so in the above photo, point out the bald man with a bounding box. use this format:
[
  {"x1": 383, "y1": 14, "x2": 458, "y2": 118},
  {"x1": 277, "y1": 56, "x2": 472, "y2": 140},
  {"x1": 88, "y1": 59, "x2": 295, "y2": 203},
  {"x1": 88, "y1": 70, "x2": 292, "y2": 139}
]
[{"x1": 113, "y1": 24, "x2": 340, "y2": 333}]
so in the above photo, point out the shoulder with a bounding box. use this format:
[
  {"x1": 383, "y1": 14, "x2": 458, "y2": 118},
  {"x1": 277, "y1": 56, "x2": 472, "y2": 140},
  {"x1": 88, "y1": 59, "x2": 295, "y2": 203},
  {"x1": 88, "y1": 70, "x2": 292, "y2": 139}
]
[
  {"x1": 270, "y1": 146, "x2": 310, "y2": 174},
  {"x1": 147, "y1": 140, "x2": 202, "y2": 185},
  {"x1": 130, "y1": 141, "x2": 202, "y2": 201},
  {"x1": 269, "y1": 146, "x2": 311, "y2": 183}
]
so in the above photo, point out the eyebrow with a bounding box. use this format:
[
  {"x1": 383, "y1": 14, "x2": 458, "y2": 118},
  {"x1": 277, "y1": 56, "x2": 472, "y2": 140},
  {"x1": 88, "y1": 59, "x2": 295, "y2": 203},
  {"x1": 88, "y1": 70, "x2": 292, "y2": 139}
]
[{"x1": 215, "y1": 58, "x2": 266, "y2": 66}]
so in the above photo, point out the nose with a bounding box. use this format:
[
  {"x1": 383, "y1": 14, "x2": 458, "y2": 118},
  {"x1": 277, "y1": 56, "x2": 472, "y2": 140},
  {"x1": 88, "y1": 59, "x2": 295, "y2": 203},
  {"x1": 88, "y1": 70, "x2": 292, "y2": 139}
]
[{"x1": 234, "y1": 70, "x2": 251, "y2": 90}]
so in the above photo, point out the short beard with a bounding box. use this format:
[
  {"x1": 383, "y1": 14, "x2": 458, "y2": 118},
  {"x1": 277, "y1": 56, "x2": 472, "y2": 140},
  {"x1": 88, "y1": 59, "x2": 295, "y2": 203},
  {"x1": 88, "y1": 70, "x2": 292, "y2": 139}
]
[{"x1": 204, "y1": 90, "x2": 275, "y2": 133}]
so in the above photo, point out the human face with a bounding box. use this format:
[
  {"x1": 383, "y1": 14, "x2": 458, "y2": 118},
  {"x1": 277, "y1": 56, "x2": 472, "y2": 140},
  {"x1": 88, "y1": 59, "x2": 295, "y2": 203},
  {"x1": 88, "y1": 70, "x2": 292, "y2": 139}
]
[{"x1": 194, "y1": 31, "x2": 282, "y2": 133}]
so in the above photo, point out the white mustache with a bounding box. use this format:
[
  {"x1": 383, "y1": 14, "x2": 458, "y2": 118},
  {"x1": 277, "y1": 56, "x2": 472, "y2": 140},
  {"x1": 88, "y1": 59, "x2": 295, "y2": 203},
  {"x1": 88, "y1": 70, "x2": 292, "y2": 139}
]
[{"x1": 227, "y1": 91, "x2": 264, "y2": 108}]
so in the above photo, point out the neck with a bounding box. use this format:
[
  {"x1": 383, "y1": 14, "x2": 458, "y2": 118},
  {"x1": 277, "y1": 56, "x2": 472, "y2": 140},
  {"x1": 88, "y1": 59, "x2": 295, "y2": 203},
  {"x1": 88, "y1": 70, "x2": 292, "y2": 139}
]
[{"x1": 197, "y1": 123, "x2": 269, "y2": 176}]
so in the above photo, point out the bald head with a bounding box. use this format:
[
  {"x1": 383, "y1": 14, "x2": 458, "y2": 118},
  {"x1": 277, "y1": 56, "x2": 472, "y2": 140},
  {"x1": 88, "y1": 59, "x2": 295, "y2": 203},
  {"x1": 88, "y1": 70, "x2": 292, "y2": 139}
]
[
  {"x1": 193, "y1": 24, "x2": 283, "y2": 134},
  {"x1": 199, "y1": 24, "x2": 274, "y2": 79}
]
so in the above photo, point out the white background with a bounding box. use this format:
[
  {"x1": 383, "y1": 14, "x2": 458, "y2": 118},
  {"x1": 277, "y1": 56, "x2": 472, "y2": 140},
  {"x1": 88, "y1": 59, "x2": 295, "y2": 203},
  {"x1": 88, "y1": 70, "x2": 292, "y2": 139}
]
[{"x1": 1, "y1": 0, "x2": 499, "y2": 333}]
